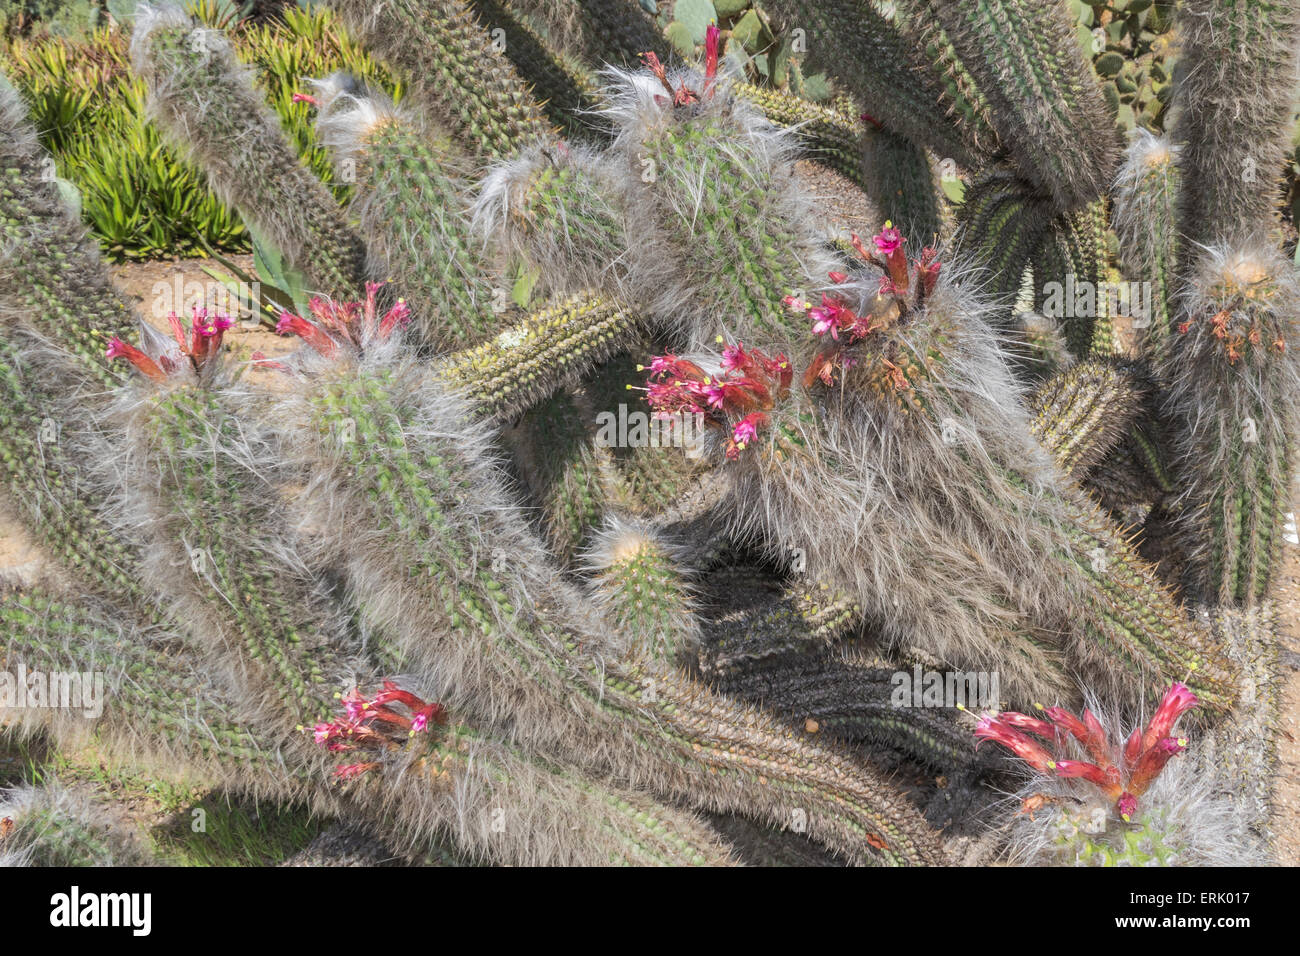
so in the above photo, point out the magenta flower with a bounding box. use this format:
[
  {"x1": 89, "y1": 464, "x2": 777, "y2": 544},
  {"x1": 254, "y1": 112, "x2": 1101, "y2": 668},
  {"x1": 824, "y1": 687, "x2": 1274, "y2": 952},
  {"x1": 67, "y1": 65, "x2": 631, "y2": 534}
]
[
  {"x1": 1116, "y1": 793, "x2": 1138, "y2": 822},
  {"x1": 1140, "y1": 682, "x2": 1198, "y2": 754},
  {"x1": 311, "y1": 680, "x2": 447, "y2": 780},
  {"x1": 642, "y1": 343, "x2": 789, "y2": 459},
  {"x1": 106, "y1": 306, "x2": 235, "y2": 383},
  {"x1": 106, "y1": 338, "x2": 166, "y2": 383},
  {"x1": 704, "y1": 23, "x2": 720, "y2": 86},
  {"x1": 726, "y1": 412, "x2": 770, "y2": 459}
]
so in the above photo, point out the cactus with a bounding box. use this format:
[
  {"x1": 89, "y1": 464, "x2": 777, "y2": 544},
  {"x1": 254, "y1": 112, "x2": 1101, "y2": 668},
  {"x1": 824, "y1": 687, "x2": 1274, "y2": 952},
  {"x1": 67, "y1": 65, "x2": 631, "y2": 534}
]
[
  {"x1": 313, "y1": 85, "x2": 498, "y2": 350},
  {"x1": 264, "y1": 338, "x2": 945, "y2": 865},
  {"x1": 859, "y1": 126, "x2": 948, "y2": 245},
  {"x1": 955, "y1": 167, "x2": 1055, "y2": 316},
  {"x1": 327, "y1": 0, "x2": 552, "y2": 161},
  {"x1": 1160, "y1": 247, "x2": 1300, "y2": 607},
  {"x1": 0, "y1": 589, "x2": 736, "y2": 867},
  {"x1": 763, "y1": 0, "x2": 996, "y2": 169},
  {"x1": 989, "y1": 683, "x2": 1270, "y2": 866},
  {"x1": 131, "y1": 6, "x2": 366, "y2": 300},
  {"x1": 0, "y1": 782, "x2": 153, "y2": 867},
  {"x1": 1112, "y1": 130, "x2": 1180, "y2": 356},
  {"x1": 1, "y1": 0, "x2": 1297, "y2": 867},
  {"x1": 585, "y1": 518, "x2": 699, "y2": 661},
  {"x1": 1029, "y1": 359, "x2": 1143, "y2": 479}
]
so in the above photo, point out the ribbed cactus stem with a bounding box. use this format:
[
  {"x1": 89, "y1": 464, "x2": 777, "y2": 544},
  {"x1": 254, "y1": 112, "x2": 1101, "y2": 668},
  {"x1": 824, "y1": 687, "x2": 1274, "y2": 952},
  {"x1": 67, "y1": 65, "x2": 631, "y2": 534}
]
[
  {"x1": 957, "y1": 168, "x2": 1054, "y2": 317},
  {"x1": 1171, "y1": 0, "x2": 1300, "y2": 252},
  {"x1": 130, "y1": 5, "x2": 365, "y2": 300},
  {"x1": 763, "y1": 0, "x2": 995, "y2": 169},
  {"x1": 278, "y1": 365, "x2": 945, "y2": 864},
  {"x1": 1160, "y1": 247, "x2": 1299, "y2": 607},
  {"x1": 0, "y1": 588, "x2": 307, "y2": 785},
  {"x1": 475, "y1": 143, "x2": 629, "y2": 303},
  {"x1": 923, "y1": 0, "x2": 1121, "y2": 211},
  {"x1": 467, "y1": 0, "x2": 599, "y2": 140},
  {"x1": 316, "y1": 91, "x2": 498, "y2": 351},
  {"x1": 433, "y1": 291, "x2": 637, "y2": 424},
  {"x1": 0, "y1": 342, "x2": 149, "y2": 613},
  {"x1": 0, "y1": 590, "x2": 732, "y2": 866},
  {"x1": 736, "y1": 84, "x2": 870, "y2": 190},
  {"x1": 509, "y1": 0, "x2": 668, "y2": 67},
  {"x1": 327, "y1": 0, "x2": 552, "y2": 161},
  {"x1": 124, "y1": 385, "x2": 344, "y2": 725},
  {"x1": 586, "y1": 519, "x2": 699, "y2": 662},
  {"x1": 705, "y1": 646, "x2": 981, "y2": 775},
  {"x1": 1029, "y1": 359, "x2": 1143, "y2": 479},
  {"x1": 739, "y1": 271, "x2": 1235, "y2": 707},
  {"x1": 1031, "y1": 202, "x2": 1111, "y2": 358},
  {"x1": 860, "y1": 127, "x2": 948, "y2": 246},
  {"x1": 606, "y1": 88, "x2": 835, "y2": 348},
  {"x1": 0, "y1": 782, "x2": 152, "y2": 867},
  {"x1": 508, "y1": 390, "x2": 613, "y2": 563}
]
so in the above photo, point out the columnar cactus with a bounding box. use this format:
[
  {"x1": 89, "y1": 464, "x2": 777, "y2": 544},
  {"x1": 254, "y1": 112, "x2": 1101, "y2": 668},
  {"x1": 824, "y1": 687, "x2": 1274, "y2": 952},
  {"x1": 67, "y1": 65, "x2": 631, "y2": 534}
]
[
  {"x1": 1, "y1": 0, "x2": 1296, "y2": 868},
  {"x1": 131, "y1": 6, "x2": 366, "y2": 300}
]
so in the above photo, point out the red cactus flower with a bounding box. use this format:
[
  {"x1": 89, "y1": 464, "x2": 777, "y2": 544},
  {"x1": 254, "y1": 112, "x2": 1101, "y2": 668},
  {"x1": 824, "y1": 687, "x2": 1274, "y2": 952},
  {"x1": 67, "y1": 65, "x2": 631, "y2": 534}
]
[
  {"x1": 1116, "y1": 793, "x2": 1138, "y2": 821},
  {"x1": 275, "y1": 282, "x2": 411, "y2": 361},
  {"x1": 643, "y1": 342, "x2": 788, "y2": 458},
  {"x1": 974, "y1": 715, "x2": 1057, "y2": 773},
  {"x1": 106, "y1": 338, "x2": 166, "y2": 383},
  {"x1": 311, "y1": 680, "x2": 447, "y2": 780},
  {"x1": 107, "y1": 306, "x2": 234, "y2": 383},
  {"x1": 974, "y1": 683, "x2": 1197, "y2": 822},
  {"x1": 704, "y1": 23, "x2": 720, "y2": 87},
  {"x1": 872, "y1": 225, "x2": 904, "y2": 256},
  {"x1": 333, "y1": 762, "x2": 381, "y2": 781},
  {"x1": 995, "y1": 711, "x2": 1057, "y2": 740}
]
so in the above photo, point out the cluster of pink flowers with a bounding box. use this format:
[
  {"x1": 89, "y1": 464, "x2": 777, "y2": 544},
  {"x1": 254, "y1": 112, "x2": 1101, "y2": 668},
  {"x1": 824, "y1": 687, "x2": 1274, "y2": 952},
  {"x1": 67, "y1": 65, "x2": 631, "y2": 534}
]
[
  {"x1": 268, "y1": 282, "x2": 411, "y2": 363},
  {"x1": 782, "y1": 224, "x2": 941, "y2": 389},
  {"x1": 642, "y1": 342, "x2": 791, "y2": 459},
  {"x1": 312, "y1": 680, "x2": 447, "y2": 781},
  {"x1": 641, "y1": 23, "x2": 720, "y2": 107},
  {"x1": 106, "y1": 306, "x2": 234, "y2": 382},
  {"x1": 973, "y1": 682, "x2": 1199, "y2": 822}
]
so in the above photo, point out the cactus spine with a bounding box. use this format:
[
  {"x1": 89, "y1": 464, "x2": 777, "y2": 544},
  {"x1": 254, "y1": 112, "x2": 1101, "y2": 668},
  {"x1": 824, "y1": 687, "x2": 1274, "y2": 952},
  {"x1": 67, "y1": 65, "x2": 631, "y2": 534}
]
[{"x1": 131, "y1": 7, "x2": 366, "y2": 300}]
